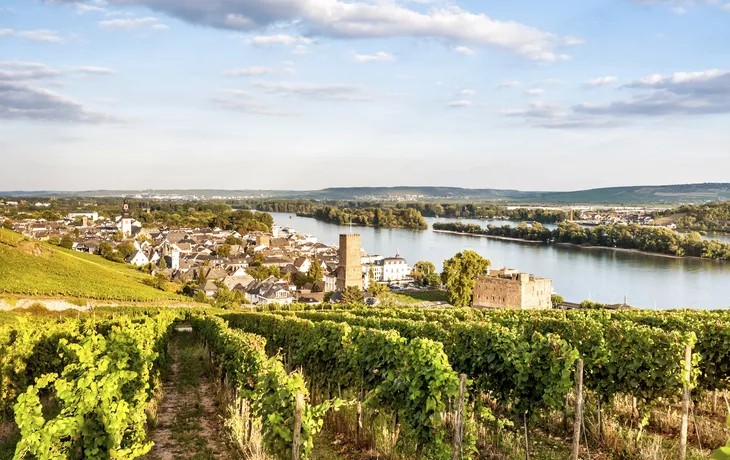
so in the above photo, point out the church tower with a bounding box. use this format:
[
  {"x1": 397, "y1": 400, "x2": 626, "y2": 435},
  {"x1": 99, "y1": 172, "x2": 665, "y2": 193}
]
[{"x1": 121, "y1": 200, "x2": 133, "y2": 237}]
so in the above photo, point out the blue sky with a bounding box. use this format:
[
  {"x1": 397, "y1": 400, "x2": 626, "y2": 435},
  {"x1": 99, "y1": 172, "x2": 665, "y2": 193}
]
[{"x1": 1, "y1": 0, "x2": 729, "y2": 191}]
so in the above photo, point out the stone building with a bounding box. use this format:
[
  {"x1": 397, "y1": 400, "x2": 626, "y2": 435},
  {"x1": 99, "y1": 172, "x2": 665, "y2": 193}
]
[
  {"x1": 472, "y1": 268, "x2": 552, "y2": 310},
  {"x1": 336, "y1": 234, "x2": 363, "y2": 290}
]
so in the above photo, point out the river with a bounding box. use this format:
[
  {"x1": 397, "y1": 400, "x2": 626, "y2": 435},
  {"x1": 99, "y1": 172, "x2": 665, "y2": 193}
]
[{"x1": 269, "y1": 212, "x2": 730, "y2": 310}]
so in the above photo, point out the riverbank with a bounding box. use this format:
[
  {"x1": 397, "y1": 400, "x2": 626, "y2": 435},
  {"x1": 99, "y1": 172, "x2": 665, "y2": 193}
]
[
  {"x1": 433, "y1": 229, "x2": 544, "y2": 244},
  {"x1": 433, "y1": 229, "x2": 720, "y2": 261}
]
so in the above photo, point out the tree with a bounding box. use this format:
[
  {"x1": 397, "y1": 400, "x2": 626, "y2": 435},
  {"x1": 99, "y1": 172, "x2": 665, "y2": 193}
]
[
  {"x1": 59, "y1": 235, "x2": 74, "y2": 250},
  {"x1": 112, "y1": 230, "x2": 124, "y2": 242},
  {"x1": 367, "y1": 271, "x2": 387, "y2": 298},
  {"x1": 217, "y1": 244, "x2": 232, "y2": 258},
  {"x1": 1, "y1": 220, "x2": 12, "y2": 230},
  {"x1": 413, "y1": 261, "x2": 440, "y2": 287},
  {"x1": 441, "y1": 250, "x2": 491, "y2": 307},
  {"x1": 551, "y1": 294, "x2": 564, "y2": 308},
  {"x1": 116, "y1": 242, "x2": 136, "y2": 260},
  {"x1": 307, "y1": 256, "x2": 324, "y2": 281},
  {"x1": 159, "y1": 256, "x2": 167, "y2": 269},
  {"x1": 340, "y1": 286, "x2": 364, "y2": 304},
  {"x1": 225, "y1": 235, "x2": 243, "y2": 245}
]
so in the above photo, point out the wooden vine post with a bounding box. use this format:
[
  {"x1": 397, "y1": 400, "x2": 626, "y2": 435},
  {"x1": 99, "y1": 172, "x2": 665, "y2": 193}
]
[
  {"x1": 292, "y1": 392, "x2": 304, "y2": 460},
  {"x1": 571, "y1": 359, "x2": 584, "y2": 460},
  {"x1": 451, "y1": 374, "x2": 467, "y2": 460},
  {"x1": 679, "y1": 344, "x2": 692, "y2": 460}
]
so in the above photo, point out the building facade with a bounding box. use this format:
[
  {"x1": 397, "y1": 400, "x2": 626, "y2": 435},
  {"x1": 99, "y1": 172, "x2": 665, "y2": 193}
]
[
  {"x1": 336, "y1": 234, "x2": 363, "y2": 290},
  {"x1": 472, "y1": 268, "x2": 552, "y2": 310}
]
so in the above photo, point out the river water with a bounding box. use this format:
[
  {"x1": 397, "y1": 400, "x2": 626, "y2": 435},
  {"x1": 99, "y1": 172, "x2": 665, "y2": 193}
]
[{"x1": 270, "y1": 212, "x2": 730, "y2": 310}]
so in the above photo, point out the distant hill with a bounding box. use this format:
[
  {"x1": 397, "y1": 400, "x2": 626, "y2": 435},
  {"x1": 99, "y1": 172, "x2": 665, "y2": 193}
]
[
  {"x1": 0, "y1": 229, "x2": 191, "y2": 303},
  {"x1": 2, "y1": 183, "x2": 729, "y2": 205}
]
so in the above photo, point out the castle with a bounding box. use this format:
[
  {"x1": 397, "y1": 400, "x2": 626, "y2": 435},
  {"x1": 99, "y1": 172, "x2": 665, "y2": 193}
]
[{"x1": 472, "y1": 268, "x2": 552, "y2": 310}]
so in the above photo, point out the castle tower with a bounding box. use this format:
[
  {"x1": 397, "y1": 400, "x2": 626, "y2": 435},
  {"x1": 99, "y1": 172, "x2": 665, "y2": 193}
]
[
  {"x1": 121, "y1": 200, "x2": 133, "y2": 237},
  {"x1": 336, "y1": 234, "x2": 363, "y2": 291}
]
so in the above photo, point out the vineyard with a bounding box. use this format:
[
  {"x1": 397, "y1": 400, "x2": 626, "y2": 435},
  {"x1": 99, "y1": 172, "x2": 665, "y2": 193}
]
[
  {"x1": 0, "y1": 229, "x2": 190, "y2": 302},
  {"x1": 2, "y1": 305, "x2": 730, "y2": 459}
]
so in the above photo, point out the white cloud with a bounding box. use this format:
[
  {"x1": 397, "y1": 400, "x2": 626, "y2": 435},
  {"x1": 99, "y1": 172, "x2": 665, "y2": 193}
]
[
  {"x1": 293, "y1": 45, "x2": 309, "y2": 55},
  {"x1": 352, "y1": 51, "x2": 395, "y2": 62},
  {"x1": 72, "y1": 66, "x2": 118, "y2": 77},
  {"x1": 223, "y1": 66, "x2": 294, "y2": 77},
  {"x1": 251, "y1": 81, "x2": 376, "y2": 101},
  {"x1": 91, "y1": 97, "x2": 118, "y2": 104},
  {"x1": 454, "y1": 46, "x2": 476, "y2": 55},
  {"x1": 247, "y1": 34, "x2": 312, "y2": 45},
  {"x1": 98, "y1": 17, "x2": 165, "y2": 30},
  {"x1": 50, "y1": 0, "x2": 580, "y2": 61},
  {"x1": 214, "y1": 89, "x2": 292, "y2": 116},
  {"x1": 448, "y1": 100, "x2": 473, "y2": 108},
  {"x1": 71, "y1": 2, "x2": 106, "y2": 13},
  {"x1": 671, "y1": 6, "x2": 687, "y2": 14},
  {"x1": 459, "y1": 89, "x2": 476, "y2": 96},
  {"x1": 722, "y1": 3, "x2": 730, "y2": 10},
  {"x1": 0, "y1": 29, "x2": 13, "y2": 37},
  {"x1": 584, "y1": 76, "x2": 618, "y2": 88},
  {"x1": 577, "y1": 70, "x2": 730, "y2": 117},
  {"x1": 0, "y1": 7, "x2": 14, "y2": 13},
  {"x1": 18, "y1": 29, "x2": 64, "y2": 43},
  {"x1": 0, "y1": 61, "x2": 62, "y2": 80},
  {"x1": 0, "y1": 80, "x2": 117, "y2": 122},
  {"x1": 152, "y1": 24, "x2": 170, "y2": 31},
  {"x1": 498, "y1": 80, "x2": 520, "y2": 88},
  {"x1": 525, "y1": 88, "x2": 545, "y2": 96},
  {"x1": 503, "y1": 101, "x2": 566, "y2": 118}
]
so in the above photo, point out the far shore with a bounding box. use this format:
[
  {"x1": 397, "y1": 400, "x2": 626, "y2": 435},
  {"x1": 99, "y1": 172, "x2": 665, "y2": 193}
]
[
  {"x1": 432, "y1": 229, "x2": 544, "y2": 244},
  {"x1": 433, "y1": 229, "x2": 721, "y2": 262}
]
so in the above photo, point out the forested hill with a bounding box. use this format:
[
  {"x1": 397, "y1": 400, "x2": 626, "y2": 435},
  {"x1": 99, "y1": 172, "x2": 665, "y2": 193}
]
[{"x1": 3, "y1": 183, "x2": 730, "y2": 205}]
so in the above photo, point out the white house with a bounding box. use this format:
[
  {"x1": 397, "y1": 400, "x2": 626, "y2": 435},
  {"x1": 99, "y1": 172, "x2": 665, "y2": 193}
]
[{"x1": 126, "y1": 250, "x2": 150, "y2": 267}]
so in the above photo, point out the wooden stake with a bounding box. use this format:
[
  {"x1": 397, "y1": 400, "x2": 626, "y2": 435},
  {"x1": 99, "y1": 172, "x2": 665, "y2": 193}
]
[
  {"x1": 390, "y1": 412, "x2": 400, "y2": 459},
  {"x1": 292, "y1": 392, "x2": 304, "y2": 460},
  {"x1": 713, "y1": 389, "x2": 718, "y2": 413},
  {"x1": 523, "y1": 412, "x2": 531, "y2": 460},
  {"x1": 451, "y1": 374, "x2": 467, "y2": 460},
  {"x1": 679, "y1": 345, "x2": 692, "y2": 460},
  {"x1": 596, "y1": 396, "x2": 602, "y2": 441},
  {"x1": 356, "y1": 401, "x2": 363, "y2": 446},
  {"x1": 571, "y1": 359, "x2": 584, "y2": 460}
]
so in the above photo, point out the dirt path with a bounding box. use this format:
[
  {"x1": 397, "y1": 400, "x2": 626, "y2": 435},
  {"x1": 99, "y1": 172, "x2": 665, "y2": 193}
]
[{"x1": 145, "y1": 327, "x2": 234, "y2": 460}]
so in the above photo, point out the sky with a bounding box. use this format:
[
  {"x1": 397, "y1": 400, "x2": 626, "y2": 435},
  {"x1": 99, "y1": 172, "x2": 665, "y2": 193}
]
[{"x1": 1, "y1": 0, "x2": 729, "y2": 192}]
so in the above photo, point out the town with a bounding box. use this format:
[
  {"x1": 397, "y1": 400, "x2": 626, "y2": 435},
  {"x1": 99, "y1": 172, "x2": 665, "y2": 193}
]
[{"x1": 1, "y1": 200, "x2": 563, "y2": 310}]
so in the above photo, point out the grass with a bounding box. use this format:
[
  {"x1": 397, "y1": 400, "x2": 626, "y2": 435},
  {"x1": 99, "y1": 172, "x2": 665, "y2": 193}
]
[
  {"x1": 383, "y1": 289, "x2": 449, "y2": 304},
  {"x1": 0, "y1": 228, "x2": 191, "y2": 303}
]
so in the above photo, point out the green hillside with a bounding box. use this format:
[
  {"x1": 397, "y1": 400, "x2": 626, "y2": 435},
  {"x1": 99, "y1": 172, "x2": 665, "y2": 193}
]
[{"x1": 0, "y1": 229, "x2": 190, "y2": 303}]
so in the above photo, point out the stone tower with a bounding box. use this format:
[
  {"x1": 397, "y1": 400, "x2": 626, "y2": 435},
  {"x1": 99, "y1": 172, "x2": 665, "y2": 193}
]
[
  {"x1": 337, "y1": 234, "x2": 362, "y2": 291},
  {"x1": 121, "y1": 200, "x2": 133, "y2": 237}
]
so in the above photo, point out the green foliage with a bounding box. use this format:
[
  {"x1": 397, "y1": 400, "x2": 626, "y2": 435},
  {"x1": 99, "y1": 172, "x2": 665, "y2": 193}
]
[
  {"x1": 223, "y1": 312, "x2": 464, "y2": 458},
  {"x1": 247, "y1": 265, "x2": 281, "y2": 281},
  {"x1": 340, "y1": 286, "x2": 364, "y2": 303},
  {"x1": 412, "y1": 260, "x2": 440, "y2": 287},
  {"x1": 433, "y1": 221, "x2": 730, "y2": 260},
  {"x1": 550, "y1": 294, "x2": 564, "y2": 308},
  {"x1": 441, "y1": 250, "x2": 491, "y2": 307},
  {"x1": 190, "y1": 315, "x2": 334, "y2": 458},
  {"x1": 58, "y1": 235, "x2": 74, "y2": 250},
  {"x1": 306, "y1": 256, "x2": 324, "y2": 282},
  {"x1": 11, "y1": 312, "x2": 177, "y2": 459},
  {"x1": 216, "y1": 243, "x2": 232, "y2": 258}
]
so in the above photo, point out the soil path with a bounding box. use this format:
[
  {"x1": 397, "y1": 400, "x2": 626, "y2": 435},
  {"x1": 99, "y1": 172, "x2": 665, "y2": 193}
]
[{"x1": 145, "y1": 326, "x2": 233, "y2": 460}]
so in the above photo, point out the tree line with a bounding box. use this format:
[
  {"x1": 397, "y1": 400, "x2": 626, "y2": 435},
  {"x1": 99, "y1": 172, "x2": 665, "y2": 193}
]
[
  {"x1": 653, "y1": 201, "x2": 730, "y2": 235},
  {"x1": 433, "y1": 221, "x2": 730, "y2": 260}
]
